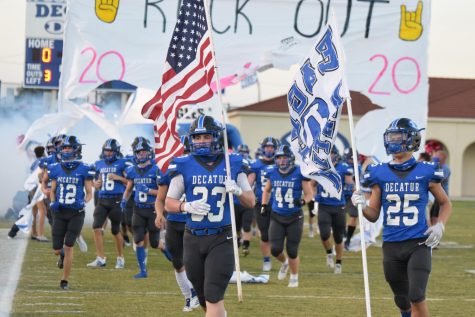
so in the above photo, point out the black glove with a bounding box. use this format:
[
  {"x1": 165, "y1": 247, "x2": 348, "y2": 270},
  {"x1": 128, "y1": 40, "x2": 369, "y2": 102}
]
[
  {"x1": 260, "y1": 204, "x2": 270, "y2": 216},
  {"x1": 293, "y1": 198, "x2": 305, "y2": 207},
  {"x1": 307, "y1": 200, "x2": 315, "y2": 212}
]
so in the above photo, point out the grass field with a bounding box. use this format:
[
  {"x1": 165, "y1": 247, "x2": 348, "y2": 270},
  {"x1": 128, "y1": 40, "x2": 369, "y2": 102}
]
[{"x1": 8, "y1": 201, "x2": 475, "y2": 316}]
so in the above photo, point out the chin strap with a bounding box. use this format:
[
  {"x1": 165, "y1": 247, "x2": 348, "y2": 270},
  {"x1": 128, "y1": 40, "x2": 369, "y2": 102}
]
[{"x1": 389, "y1": 156, "x2": 417, "y2": 171}]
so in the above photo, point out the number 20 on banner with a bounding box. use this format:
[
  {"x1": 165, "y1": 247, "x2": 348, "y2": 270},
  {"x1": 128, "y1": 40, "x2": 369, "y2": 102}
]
[
  {"x1": 79, "y1": 47, "x2": 126, "y2": 84},
  {"x1": 368, "y1": 54, "x2": 421, "y2": 95}
]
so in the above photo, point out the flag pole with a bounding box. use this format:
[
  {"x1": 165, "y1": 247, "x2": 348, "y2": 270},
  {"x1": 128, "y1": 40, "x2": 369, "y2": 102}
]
[
  {"x1": 345, "y1": 91, "x2": 372, "y2": 317},
  {"x1": 202, "y1": 0, "x2": 243, "y2": 303}
]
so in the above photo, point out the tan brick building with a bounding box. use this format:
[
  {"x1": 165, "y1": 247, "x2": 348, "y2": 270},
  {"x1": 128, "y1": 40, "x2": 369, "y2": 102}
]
[{"x1": 229, "y1": 78, "x2": 475, "y2": 198}]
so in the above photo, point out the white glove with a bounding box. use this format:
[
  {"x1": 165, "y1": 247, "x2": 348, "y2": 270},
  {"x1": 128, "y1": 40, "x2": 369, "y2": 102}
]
[
  {"x1": 351, "y1": 190, "x2": 366, "y2": 207},
  {"x1": 183, "y1": 200, "x2": 211, "y2": 216},
  {"x1": 224, "y1": 179, "x2": 243, "y2": 196},
  {"x1": 424, "y1": 222, "x2": 445, "y2": 248}
]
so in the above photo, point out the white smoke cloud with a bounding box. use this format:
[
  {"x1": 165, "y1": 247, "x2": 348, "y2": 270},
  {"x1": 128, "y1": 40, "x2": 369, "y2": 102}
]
[{"x1": 0, "y1": 93, "x2": 154, "y2": 222}]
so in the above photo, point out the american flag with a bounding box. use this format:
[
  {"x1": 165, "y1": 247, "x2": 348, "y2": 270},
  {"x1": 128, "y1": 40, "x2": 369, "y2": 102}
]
[{"x1": 141, "y1": 0, "x2": 215, "y2": 171}]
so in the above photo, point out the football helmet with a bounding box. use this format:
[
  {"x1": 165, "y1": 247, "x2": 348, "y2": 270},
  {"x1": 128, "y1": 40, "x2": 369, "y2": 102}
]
[
  {"x1": 384, "y1": 118, "x2": 423, "y2": 155},
  {"x1": 188, "y1": 115, "x2": 224, "y2": 156},
  {"x1": 260, "y1": 137, "x2": 279, "y2": 159},
  {"x1": 275, "y1": 145, "x2": 295, "y2": 170},
  {"x1": 59, "y1": 135, "x2": 83, "y2": 163},
  {"x1": 343, "y1": 147, "x2": 354, "y2": 163},
  {"x1": 180, "y1": 135, "x2": 191, "y2": 154},
  {"x1": 45, "y1": 137, "x2": 56, "y2": 156},
  {"x1": 330, "y1": 146, "x2": 340, "y2": 164},
  {"x1": 54, "y1": 134, "x2": 67, "y2": 149},
  {"x1": 102, "y1": 138, "x2": 121, "y2": 162},
  {"x1": 237, "y1": 144, "x2": 250, "y2": 155},
  {"x1": 133, "y1": 140, "x2": 154, "y2": 164},
  {"x1": 131, "y1": 136, "x2": 151, "y2": 149}
]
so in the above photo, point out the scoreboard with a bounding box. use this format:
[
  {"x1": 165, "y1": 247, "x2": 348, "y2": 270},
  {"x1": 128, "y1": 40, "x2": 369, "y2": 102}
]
[
  {"x1": 24, "y1": 38, "x2": 63, "y2": 88},
  {"x1": 24, "y1": 0, "x2": 66, "y2": 89}
]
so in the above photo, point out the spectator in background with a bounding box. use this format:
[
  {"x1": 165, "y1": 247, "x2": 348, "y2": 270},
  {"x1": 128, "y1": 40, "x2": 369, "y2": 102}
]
[{"x1": 430, "y1": 150, "x2": 451, "y2": 227}]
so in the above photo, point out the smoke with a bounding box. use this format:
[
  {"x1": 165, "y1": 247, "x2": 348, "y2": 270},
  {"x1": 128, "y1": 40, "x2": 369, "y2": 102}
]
[
  {"x1": 0, "y1": 92, "x2": 154, "y2": 221},
  {"x1": 0, "y1": 97, "x2": 47, "y2": 218}
]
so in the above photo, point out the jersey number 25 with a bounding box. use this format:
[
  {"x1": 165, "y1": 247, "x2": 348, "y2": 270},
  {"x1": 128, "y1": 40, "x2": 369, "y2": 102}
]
[{"x1": 386, "y1": 194, "x2": 419, "y2": 226}]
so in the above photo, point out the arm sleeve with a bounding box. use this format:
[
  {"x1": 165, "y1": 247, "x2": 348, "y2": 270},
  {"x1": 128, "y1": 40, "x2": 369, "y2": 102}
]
[
  {"x1": 86, "y1": 165, "x2": 95, "y2": 180},
  {"x1": 430, "y1": 164, "x2": 444, "y2": 183},
  {"x1": 237, "y1": 172, "x2": 252, "y2": 192},
  {"x1": 166, "y1": 175, "x2": 185, "y2": 199}
]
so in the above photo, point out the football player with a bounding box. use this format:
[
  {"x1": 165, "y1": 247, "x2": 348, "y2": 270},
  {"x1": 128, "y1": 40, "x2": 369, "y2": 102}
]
[
  {"x1": 154, "y1": 135, "x2": 200, "y2": 312},
  {"x1": 352, "y1": 118, "x2": 452, "y2": 317},
  {"x1": 165, "y1": 115, "x2": 255, "y2": 316},
  {"x1": 40, "y1": 135, "x2": 65, "y2": 228},
  {"x1": 237, "y1": 144, "x2": 252, "y2": 162},
  {"x1": 314, "y1": 147, "x2": 354, "y2": 274},
  {"x1": 121, "y1": 138, "x2": 159, "y2": 278},
  {"x1": 247, "y1": 137, "x2": 279, "y2": 272},
  {"x1": 48, "y1": 136, "x2": 94, "y2": 290},
  {"x1": 343, "y1": 147, "x2": 360, "y2": 250},
  {"x1": 261, "y1": 145, "x2": 313, "y2": 287},
  {"x1": 87, "y1": 139, "x2": 131, "y2": 269},
  {"x1": 41, "y1": 134, "x2": 88, "y2": 253}
]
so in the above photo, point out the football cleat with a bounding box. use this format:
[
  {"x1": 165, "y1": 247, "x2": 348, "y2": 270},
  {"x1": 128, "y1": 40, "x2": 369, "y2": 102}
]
[
  {"x1": 133, "y1": 271, "x2": 148, "y2": 279},
  {"x1": 242, "y1": 245, "x2": 250, "y2": 257},
  {"x1": 115, "y1": 256, "x2": 125, "y2": 269},
  {"x1": 36, "y1": 236, "x2": 49, "y2": 242},
  {"x1": 277, "y1": 262, "x2": 289, "y2": 280},
  {"x1": 344, "y1": 241, "x2": 350, "y2": 251},
  {"x1": 262, "y1": 260, "x2": 272, "y2": 272},
  {"x1": 60, "y1": 280, "x2": 69, "y2": 290},
  {"x1": 288, "y1": 278, "x2": 299, "y2": 288},
  {"x1": 183, "y1": 298, "x2": 193, "y2": 312},
  {"x1": 123, "y1": 235, "x2": 131, "y2": 247},
  {"x1": 326, "y1": 253, "x2": 335, "y2": 269},
  {"x1": 308, "y1": 228, "x2": 314, "y2": 238},
  {"x1": 190, "y1": 294, "x2": 200, "y2": 309},
  {"x1": 57, "y1": 253, "x2": 65, "y2": 269},
  {"x1": 87, "y1": 257, "x2": 106, "y2": 268},
  {"x1": 76, "y1": 235, "x2": 88, "y2": 253},
  {"x1": 334, "y1": 263, "x2": 342, "y2": 274}
]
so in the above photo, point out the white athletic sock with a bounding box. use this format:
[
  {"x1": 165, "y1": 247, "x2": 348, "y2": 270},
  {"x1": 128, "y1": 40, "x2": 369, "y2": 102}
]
[
  {"x1": 175, "y1": 270, "x2": 192, "y2": 298},
  {"x1": 284, "y1": 258, "x2": 289, "y2": 265},
  {"x1": 290, "y1": 273, "x2": 298, "y2": 280}
]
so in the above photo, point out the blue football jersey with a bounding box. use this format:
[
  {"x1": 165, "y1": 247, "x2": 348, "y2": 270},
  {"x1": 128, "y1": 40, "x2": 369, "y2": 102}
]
[
  {"x1": 94, "y1": 158, "x2": 132, "y2": 198},
  {"x1": 315, "y1": 162, "x2": 352, "y2": 206},
  {"x1": 169, "y1": 153, "x2": 246, "y2": 229},
  {"x1": 266, "y1": 165, "x2": 309, "y2": 216},
  {"x1": 48, "y1": 162, "x2": 95, "y2": 210},
  {"x1": 364, "y1": 161, "x2": 444, "y2": 242},
  {"x1": 158, "y1": 168, "x2": 187, "y2": 223},
  {"x1": 125, "y1": 164, "x2": 160, "y2": 207},
  {"x1": 250, "y1": 158, "x2": 275, "y2": 203}
]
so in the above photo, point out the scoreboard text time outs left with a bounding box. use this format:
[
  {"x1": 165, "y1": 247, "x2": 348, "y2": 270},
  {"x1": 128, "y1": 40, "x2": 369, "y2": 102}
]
[{"x1": 24, "y1": 38, "x2": 63, "y2": 88}]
